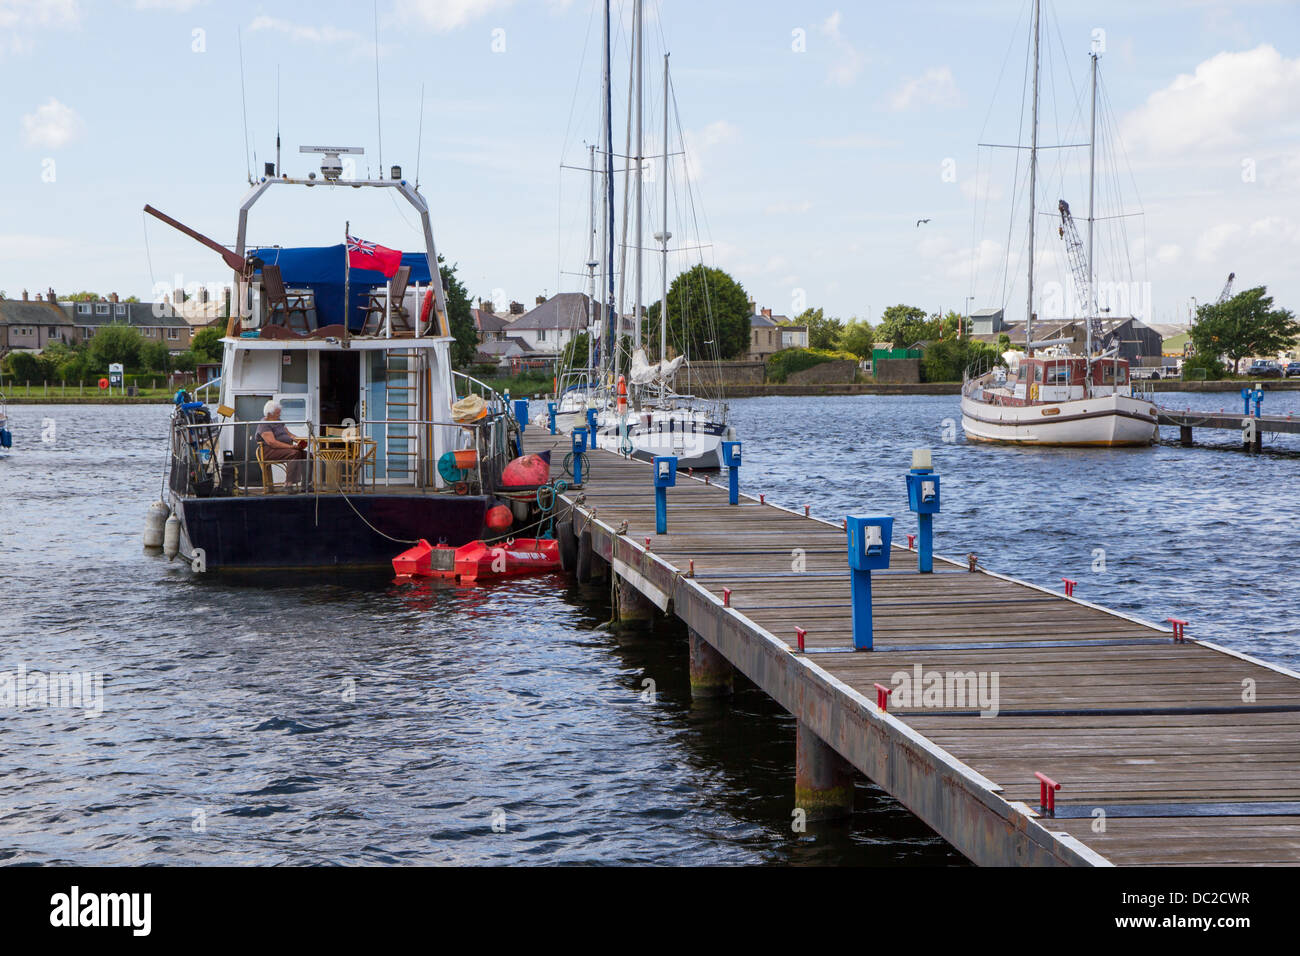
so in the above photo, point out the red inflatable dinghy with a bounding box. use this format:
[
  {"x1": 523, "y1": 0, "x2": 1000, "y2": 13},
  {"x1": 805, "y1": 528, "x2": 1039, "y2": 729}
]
[{"x1": 393, "y1": 537, "x2": 562, "y2": 583}]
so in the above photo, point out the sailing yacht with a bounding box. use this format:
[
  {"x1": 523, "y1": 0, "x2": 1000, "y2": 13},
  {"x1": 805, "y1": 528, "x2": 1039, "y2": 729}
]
[
  {"x1": 588, "y1": 6, "x2": 737, "y2": 469},
  {"x1": 960, "y1": 0, "x2": 1157, "y2": 447}
]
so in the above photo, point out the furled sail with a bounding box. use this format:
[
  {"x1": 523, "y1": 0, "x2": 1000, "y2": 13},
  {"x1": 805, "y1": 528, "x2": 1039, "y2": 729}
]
[{"x1": 629, "y1": 347, "x2": 685, "y2": 387}]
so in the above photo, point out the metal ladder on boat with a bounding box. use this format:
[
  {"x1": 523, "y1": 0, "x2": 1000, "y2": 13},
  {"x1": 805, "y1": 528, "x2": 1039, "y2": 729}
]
[{"x1": 383, "y1": 349, "x2": 420, "y2": 487}]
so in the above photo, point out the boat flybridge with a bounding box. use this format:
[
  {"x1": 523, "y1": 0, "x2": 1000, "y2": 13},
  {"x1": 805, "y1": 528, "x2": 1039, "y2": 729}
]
[{"x1": 155, "y1": 147, "x2": 523, "y2": 572}]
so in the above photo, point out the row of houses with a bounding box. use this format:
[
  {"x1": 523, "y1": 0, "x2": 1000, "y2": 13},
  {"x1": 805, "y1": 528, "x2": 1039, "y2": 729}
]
[
  {"x1": 0, "y1": 289, "x2": 205, "y2": 355},
  {"x1": 469, "y1": 293, "x2": 810, "y2": 371}
]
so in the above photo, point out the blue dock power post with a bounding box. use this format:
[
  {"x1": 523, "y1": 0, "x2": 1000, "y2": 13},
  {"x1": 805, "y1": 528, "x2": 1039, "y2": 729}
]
[
  {"x1": 513, "y1": 399, "x2": 529, "y2": 434},
  {"x1": 571, "y1": 428, "x2": 587, "y2": 486},
  {"x1": 653, "y1": 456, "x2": 677, "y2": 535},
  {"x1": 721, "y1": 441, "x2": 742, "y2": 505},
  {"x1": 586, "y1": 408, "x2": 598, "y2": 449},
  {"x1": 846, "y1": 516, "x2": 894, "y2": 651},
  {"x1": 905, "y1": 449, "x2": 941, "y2": 574},
  {"x1": 547, "y1": 402, "x2": 558, "y2": 435}
]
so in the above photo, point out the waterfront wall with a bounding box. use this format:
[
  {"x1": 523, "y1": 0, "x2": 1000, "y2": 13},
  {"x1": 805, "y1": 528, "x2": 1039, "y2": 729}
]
[{"x1": 873, "y1": 358, "x2": 922, "y2": 384}]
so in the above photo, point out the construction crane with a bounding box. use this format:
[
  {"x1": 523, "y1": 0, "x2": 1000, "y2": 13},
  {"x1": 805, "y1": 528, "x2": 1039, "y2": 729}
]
[
  {"x1": 1216, "y1": 272, "x2": 1235, "y2": 305},
  {"x1": 1056, "y1": 199, "x2": 1103, "y2": 347}
]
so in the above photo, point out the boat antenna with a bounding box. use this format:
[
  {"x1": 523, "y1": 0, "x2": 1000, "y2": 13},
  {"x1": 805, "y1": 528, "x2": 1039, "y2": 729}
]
[
  {"x1": 237, "y1": 27, "x2": 252, "y2": 184},
  {"x1": 373, "y1": 0, "x2": 383, "y2": 174},
  {"x1": 276, "y1": 63, "x2": 281, "y2": 177},
  {"x1": 415, "y1": 83, "x2": 425, "y2": 190}
]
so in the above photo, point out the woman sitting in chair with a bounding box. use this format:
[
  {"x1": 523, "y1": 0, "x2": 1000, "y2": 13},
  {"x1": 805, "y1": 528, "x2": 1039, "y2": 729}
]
[{"x1": 256, "y1": 400, "x2": 308, "y2": 489}]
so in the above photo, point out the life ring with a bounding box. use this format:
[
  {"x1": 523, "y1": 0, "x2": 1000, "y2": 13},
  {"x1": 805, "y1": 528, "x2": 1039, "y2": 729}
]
[
  {"x1": 1029, "y1": 383, "x2": 1040, "y2": 401},
  {"x1": 98, "y1": 377, "x2": 109, "y2": 390},
  {"x1": 420, "y1": 288, "x2": 437, "y2": 332}
]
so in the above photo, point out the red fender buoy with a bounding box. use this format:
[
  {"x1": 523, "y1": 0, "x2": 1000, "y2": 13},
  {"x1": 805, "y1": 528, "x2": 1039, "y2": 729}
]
[{"x1": 420, "y1": 288, "x2": 436, "y2": 332}]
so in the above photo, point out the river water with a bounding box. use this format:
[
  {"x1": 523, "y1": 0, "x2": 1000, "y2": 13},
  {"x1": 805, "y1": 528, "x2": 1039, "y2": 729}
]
[{"x1": 0, "y1": 392, "x2": 1295, "y2": 865}]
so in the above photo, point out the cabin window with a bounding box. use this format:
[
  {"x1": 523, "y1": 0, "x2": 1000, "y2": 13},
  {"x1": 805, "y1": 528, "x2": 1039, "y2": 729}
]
[
  {"x1": 1032, "y1": 364, "x2": 1044, "y2": 383},
  {"x1": 1046, "y1": 364, "x2": 1071, "y2": 385},
  {"x1": 1100, "y1": 363, "x2": 1128, "y2": 385},
  {"x1": 281, "y1": 350, "x2": 308, "y2": 393}
]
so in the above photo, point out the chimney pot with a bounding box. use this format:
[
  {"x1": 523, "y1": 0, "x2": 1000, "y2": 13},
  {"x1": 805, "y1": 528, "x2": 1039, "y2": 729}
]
[
  {"x1": 22, "y1": 289, "x2": 29, "y2": 301},
  {"x1": 110, "y1": 292, "x2": 119, "y2": 303}
]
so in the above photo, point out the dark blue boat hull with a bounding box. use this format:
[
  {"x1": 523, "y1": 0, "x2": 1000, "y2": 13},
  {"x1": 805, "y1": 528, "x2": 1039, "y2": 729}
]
[{"x1": 179, "y1": 493, "x2": 488, "y2": 571}]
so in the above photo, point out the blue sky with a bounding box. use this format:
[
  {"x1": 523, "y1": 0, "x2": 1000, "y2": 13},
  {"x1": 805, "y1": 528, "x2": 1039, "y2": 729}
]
[{"x1": 2, "y1": 0, "x2": 1298, "y2": 328}]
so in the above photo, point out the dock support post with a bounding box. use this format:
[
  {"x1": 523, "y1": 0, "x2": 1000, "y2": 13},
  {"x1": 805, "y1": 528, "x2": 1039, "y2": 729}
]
[
  {"x1": 615, "y1": 575, "x2": 655, "y2": 626},
  {"x1": 576, "y1": 530, "x2": 593, "y2": 583},
  {"x1": 795, "y1": 722, "x2": 854, "y2": 821},
  {"x1": 688, "y1": 629, "x2": 733, "y2": 698},
  {"x1": 1180, "y1": 424, "x2": 1193, "y2": 447}
]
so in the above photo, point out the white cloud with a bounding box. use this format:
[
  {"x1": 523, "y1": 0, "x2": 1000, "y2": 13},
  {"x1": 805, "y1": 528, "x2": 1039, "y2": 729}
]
[
  {"x1": 395, "y1": 0, "x2": 514, "y2": 33},
  {"x1": 0, "y1": 0, "x2": 79, "y2": 56},
  {"x1": 1121, "y1": 45, "x2": 1300, "y2": 156},
  {"x1": 20, "y1": 98, "x2": 83, "y2": 149},
  {"x1": 683, "y1": 119, "x2": 739, "y2": 181},
  {"x1": 0, "y1": 0, "x2": 79, "y2": 28},
  {"x1": 1154, "y1": 243, "x2": 1183, "y2": 265},
  {"x1": 888, "y1": 66, "x2": 962, "y2": 111},
  {"x1": 819, "y1": 11, "x2": 863, "y2": 87},
  {"x1": 1194, "y1": 222, "x2": 1242, "y2": 263}
]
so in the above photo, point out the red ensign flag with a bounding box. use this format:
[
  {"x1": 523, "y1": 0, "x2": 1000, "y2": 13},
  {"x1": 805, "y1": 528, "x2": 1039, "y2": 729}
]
[{"x1": 346, "y1": 234, "x2": 402, "y2": 278}]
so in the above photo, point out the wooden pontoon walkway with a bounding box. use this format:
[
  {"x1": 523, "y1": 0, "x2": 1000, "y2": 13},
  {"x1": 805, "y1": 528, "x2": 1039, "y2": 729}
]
[{"x1": 524, "y1": 431, "x2": 1300, "y2": 866}]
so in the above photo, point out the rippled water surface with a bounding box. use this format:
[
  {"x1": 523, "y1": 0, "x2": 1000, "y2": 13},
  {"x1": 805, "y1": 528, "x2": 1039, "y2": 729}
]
[{"x1": 1, "y1": 393, "x2": 1296, "y2": 865}]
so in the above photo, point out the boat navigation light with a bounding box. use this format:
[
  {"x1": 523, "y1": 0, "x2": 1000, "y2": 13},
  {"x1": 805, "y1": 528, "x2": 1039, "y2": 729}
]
[{"x1": 390, "y1": 165, "x2": 402, "y2": 180}]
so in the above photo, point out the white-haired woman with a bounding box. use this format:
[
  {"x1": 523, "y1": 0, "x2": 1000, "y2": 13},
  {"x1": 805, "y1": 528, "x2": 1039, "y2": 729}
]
[{"x1": 255, "y1": 399, "x2": 308, "y2": 489}]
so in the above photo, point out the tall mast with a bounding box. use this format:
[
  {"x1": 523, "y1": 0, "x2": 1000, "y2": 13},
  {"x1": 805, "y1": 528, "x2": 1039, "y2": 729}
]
[
  {"x1": 586, "y1": 142, "x2": 597, "y2": 372},
  {"x1": 601, "y1": 0, "x2": 614, "y2": 380},
  {"x1": 1025, "y1": 0, "x2": 1040, "y2": 355},
  {"x1": 1086, "y1": 49, "x2": 1098, "y2": 365},
  {"x1": 658, "y1": 54, "x2": 673, "y2": 400},
  {"x1": 633, "y1": 0, "x2": 644, "y2": 352}
]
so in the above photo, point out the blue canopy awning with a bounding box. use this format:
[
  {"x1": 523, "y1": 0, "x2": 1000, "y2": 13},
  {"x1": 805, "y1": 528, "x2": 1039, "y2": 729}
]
[{"x1": 249, "y1": 245, "x2": 435, "y2": 331}]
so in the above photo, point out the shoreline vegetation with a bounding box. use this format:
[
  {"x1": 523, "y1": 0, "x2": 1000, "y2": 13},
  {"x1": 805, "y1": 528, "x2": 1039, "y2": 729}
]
[{"x1": 7, "y1": 378, "x2": 1299, "y2": 404}]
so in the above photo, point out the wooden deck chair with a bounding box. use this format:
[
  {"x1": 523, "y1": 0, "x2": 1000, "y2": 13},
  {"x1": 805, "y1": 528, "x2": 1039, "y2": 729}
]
[
  {"x1": 255, "y1": 440, "x2": 287, "y2": 493},
  {"x1": 262, "y1": 264, "x2": 311, "y2": 333},
  {"x1": 360, "y1": 265, "x2": 412, "y2": 335}
]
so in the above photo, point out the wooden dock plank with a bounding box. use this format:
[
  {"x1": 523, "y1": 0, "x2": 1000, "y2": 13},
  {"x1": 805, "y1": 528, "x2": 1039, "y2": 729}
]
[{"x1": 524, "y1": 432, "x2": 1300, "y2": 865}]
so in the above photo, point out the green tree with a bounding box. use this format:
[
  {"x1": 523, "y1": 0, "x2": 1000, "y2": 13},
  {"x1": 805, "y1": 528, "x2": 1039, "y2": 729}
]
[
  {"x1": 440, "y1": 256, "x2": 478, "y2": 368},
  {"x1": 191, "y1": 326, "x2": 224, "y2": 362},
  {"x1": 646, "y1": 264, "x2": 752, "y2": 361},
  {"x1": 172, "y1": 350, "x2": 197, "y2": 372},
  {"x1": 87, "y1": 323, "x2": 144, "y2": 371},
  {"x1": 1189, "y1": 286, "x2": 1299, "y2": 373},
  {"x1": 939, "y1": 310, "x2": 962, "y2": 339},
  {"x1": 141, "y1": 340, "x2": 171, "y2": 372},
  {"x1": 3, "y1": 350, "x2": 45, "y2": 383},
  {"x1": 921, "y1": 338, "x2": 1003, "y2": 382},
  {"x1": 561, "y1": 331, "x2": 592, "y2": 371},
  {"x1": 876, "y1": 304, "x2": 934, "y2": 350},
  {"x1": 795, "y1": 307, "x2": 844, "y2": 351},
  {"x1": 840, "y1": 318, "x2": 875, "y2": 359}
]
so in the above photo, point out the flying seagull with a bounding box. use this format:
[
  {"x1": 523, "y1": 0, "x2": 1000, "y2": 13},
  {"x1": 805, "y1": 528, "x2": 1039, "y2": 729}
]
[{"x1": 916, "y1": 218, "x2": 931, "y2": 227}]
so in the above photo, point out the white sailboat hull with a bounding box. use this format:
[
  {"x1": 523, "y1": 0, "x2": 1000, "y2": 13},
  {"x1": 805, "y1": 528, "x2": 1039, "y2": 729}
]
[
  {"x1": 961, "y1": 391, "x2": 1158, "y2": 447},
  {"x1": 594, "y1": 409, "x2": 734, "y2": 469}
]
